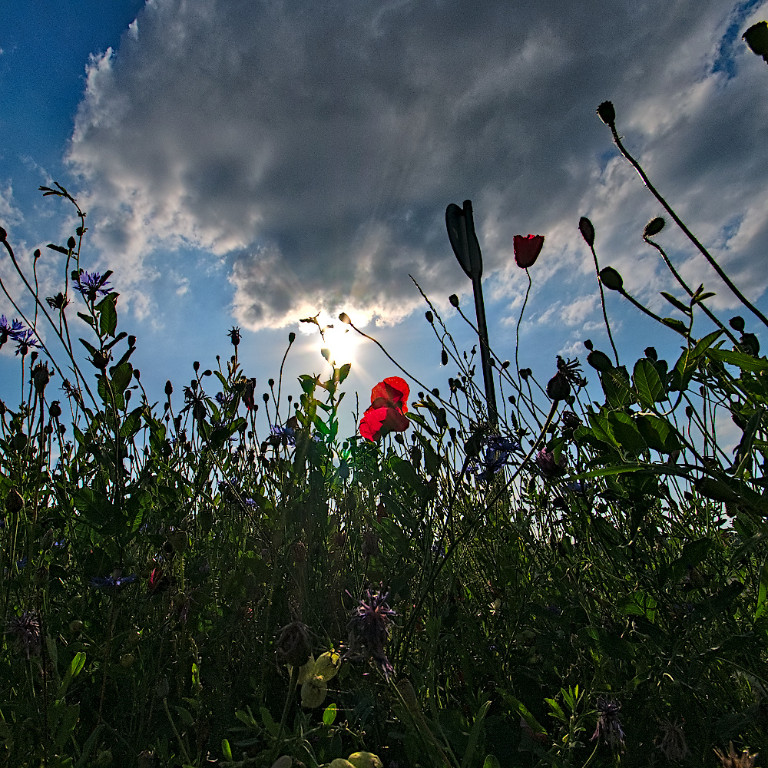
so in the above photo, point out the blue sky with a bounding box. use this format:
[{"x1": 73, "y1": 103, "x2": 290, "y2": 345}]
[{"x1": 2, "y1": 0, "x2": 767, "y2": 437}]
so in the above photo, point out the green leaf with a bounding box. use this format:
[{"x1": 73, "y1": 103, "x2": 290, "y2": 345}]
[
  {"x1": 633, "y1": 358, "x2": 666, "y2": 407},
  {"x1": 661, "y1": 317, "x2": 687, "y2": 334},
  {"x1": 322, "y1": 702, "x2": 337, "y2": 725},
  {"x1": 110, "y1": 362, "x2": 133, "y2": 394},
  {"x1": 482, "y1": 757, "x2": 502, "y2": 768},
  {"x1": 707, "y1": 348, "x2": 768, "y2": 373},
  {"x1": 635, "y1": 414, "x2": 680, "y2": 454},
  {"x1": 97, "y1": 294, "x2": 118, "y2": 337},
  {"x1": 221, "y1": 739, "x2": 233, "y2": 761},
  {"x1": 606, "y1": 411, "x2": 646, "y2": 455},
  {"x1": 756, "y1": 558, "x2": 768, "y2": 620}
]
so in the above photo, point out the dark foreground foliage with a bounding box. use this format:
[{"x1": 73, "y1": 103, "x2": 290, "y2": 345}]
[{"x1": 1, "y1": 104, "x2": 767, "y2": 768}]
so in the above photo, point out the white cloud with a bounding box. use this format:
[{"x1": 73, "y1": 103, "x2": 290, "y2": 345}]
[{"x1": 65, "y1": 0, "x2": 768, "y2": 333}]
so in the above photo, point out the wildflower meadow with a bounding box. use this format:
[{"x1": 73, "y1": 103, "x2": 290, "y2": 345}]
[{"x1": 1, "y1": 100, "x2": 767, "y2": 768}]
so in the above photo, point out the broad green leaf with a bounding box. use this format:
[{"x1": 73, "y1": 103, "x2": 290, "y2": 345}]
[
  {"x1": 707, "y1": 348, "x2": 768, "y2": 373},
  {"x1": 633, "y1": 358, "x2": 666, "y2": 406},
  {"x1": 322, "y1": 702, "x2": 338, "y2": 726},
  {"x1": 635, "y1": 413, "x2": 680, "y2": 454}
]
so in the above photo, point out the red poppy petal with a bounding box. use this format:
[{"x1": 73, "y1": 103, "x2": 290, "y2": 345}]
[
  {"x1": 370, "y1": 376, "x2": 409, "y2": 411},
  {"x1": 360, "y1": 407, "x2": 388, "y2": 441},
  {"x1": 380, "y1": 406, "x2": 410, "y2": 434},
  {"x1": 513, "y1": 234, "x2": 545, "y2": 269}
]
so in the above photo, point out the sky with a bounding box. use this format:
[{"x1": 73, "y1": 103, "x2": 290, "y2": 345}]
[{"x1": 1, "y1": 0, "x2": 767, "y2": 437}]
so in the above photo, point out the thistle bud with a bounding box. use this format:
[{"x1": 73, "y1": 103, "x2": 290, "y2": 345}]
[
  {"x1": 597, "y1": 101, "x2": 616, "y2": 126},
  {"x1": 578, "y1": 217, "x2": 595, "y2": 247}
]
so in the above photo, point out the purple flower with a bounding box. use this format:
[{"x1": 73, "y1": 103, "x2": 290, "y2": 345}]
[
  {"x1": 473, "y1": 435, "x2": 520, "y2": 479},
  {"x1": 535, "y1": 447, "x2": 567, "y2": 478},
  {"x1": 0, "y1": 316, "x2": 24, "y2": 346},
  {"x1": 345, "y1": 586, "x2": 396, "y2": 680},
  {"x1": 6, "y1": 610, "x2": 41, "y2": 658},
  {"x1": 14, "y1": 328, "x2": 39, "y2": 356},
  {"x1": 90, "y1": 574, "x2": 137, "y2": 591},
  {"x1": 74, "y1": 271, "x2": 112, "y2": 302},
  {"x1": 591, "y1": 698, "x2": 625, "y2": 748},
  {"x1": 270, "y1": 425, "x2": 296, "y2": 446}
]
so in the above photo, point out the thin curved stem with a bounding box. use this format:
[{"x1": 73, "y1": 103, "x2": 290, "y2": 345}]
[{"x1": 609, "y1": 123, "x2": 768, "y2": 329}]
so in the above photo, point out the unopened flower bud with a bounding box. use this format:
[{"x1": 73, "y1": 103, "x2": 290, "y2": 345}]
[
  {"x1": 338, "y1": 312, "x2": 351, "y2": 324},
  {"x1": 546, "y1": 371, "x2": 571, "y2": 401},
  {"x1": 578, "y1": 217, "x2": 595, "y2": 247},
  {"x1": 449, "y1": 294, "x2": 459, "y2": 307},
  {"x1": 599, "y1": 267, "x2": 624, "y2": 291},
  {"x1": 597, "y1": 101, "x2": 616, "y2": 126},
  {"x1": 275, "y1": 621, "x2": 312, "y2": 667},
  {"x1": 643, "y1": 217, "x2": 665, "y2": 237}
]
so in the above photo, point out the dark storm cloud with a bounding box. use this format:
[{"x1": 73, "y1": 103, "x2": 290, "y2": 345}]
[{"x1": 67, "y1": 0, "x2": 768, "y2": 327}]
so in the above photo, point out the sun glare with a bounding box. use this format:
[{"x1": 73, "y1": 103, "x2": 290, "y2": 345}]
[{"x1": 300, "y1": 311, "x2": 361, "y2": 367}]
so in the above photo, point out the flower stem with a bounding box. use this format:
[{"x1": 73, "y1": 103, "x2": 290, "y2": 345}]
[{"x1": 609, "y1": 123, "x2": 768, "y2": 329}]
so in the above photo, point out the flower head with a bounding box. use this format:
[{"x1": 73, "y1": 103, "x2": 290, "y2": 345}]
[
  {"x1": 345, "y1": 586, "x2": 396, "y2": 679},
  {"x1": 535, "y1": 447, "x2": 567, "y2": 478},
  {"x1": 14, "y1": 327, "x2": 39, "y2": 356},
  {"x1": 6, "y1": 610, "x2": 41, "y2": 658},
  {"x1": 0, "y1": 316, "x2": 24, "y2": 346},
  {"x1": 473, "y1": 435, "x2": 520, "y2": 480},
  {"x1": 74, "y1": 270, "x2": 112, "y2": 302},
  {"x1": 513, "y1": 234, "x2": 545, "y2": 269},
  {"x1": 359, "y1": 376, "x2": 410, "y2": 441},
  {"x1": 90, "y1": 574, "x2": 137, "y2": 591},
  {"x1": 591, "y1": 698, "x2": 625, "y2": 749}
]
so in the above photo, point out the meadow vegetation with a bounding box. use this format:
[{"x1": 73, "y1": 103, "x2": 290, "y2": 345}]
[{"x1": 0, "y1": 102, "x2": 767, "y2": 768}]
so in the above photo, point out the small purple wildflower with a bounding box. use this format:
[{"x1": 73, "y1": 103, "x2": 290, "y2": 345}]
[
  {"x1": 535, "y1": 447, "x2": 567, "y2": 478},
  {"x1": 473, "y1": 435, "x2": 520, "y2": 480},
  {"x1": 0, "y1": 316, "x2": 24, "y2": 346},
  {"x1": 591, "y1": 698, "x2": 625, "y2": 749},
  {"x1": 345, "y1": 586, "x2": 396, "y2": 680},
  {"x1": 14, "y1": 328, "x2": 40, "y2": 356},
  {"x1": 74, "y1": 270, "x2": 112, "y2": 302},
  {"x1": 270, "y1": 425, "x2": 296, "y2": 446},
  {"x1": 90, "y1": 574, "x2": 137, "y2": 591},
  {"x1": 6, "y1": 610, "x2": 42, "y2": 658}
]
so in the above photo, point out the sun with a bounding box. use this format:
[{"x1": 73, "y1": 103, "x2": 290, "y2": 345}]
[
  {"x1": 321, "y1": 319, "x2": 360, "y2": 367},
  {"x1": 299, "y1": 310, "x2": 361, "y2": 367}
]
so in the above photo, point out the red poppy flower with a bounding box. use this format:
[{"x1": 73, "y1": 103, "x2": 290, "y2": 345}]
[
  {"x1": 513, "y1": 234, "x2": 545, "y2": 269},
  {"x1": 359, "y1": 376, "x2": 410, "y2": 441}
]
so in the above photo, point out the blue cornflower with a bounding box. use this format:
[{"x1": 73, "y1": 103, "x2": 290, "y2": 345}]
[
  {"x1": 0, "y1": 316, "x2": 24, "y2": 346},
  {"x1": 90, "y1": 574, "x2": 137, "y2": 590},
  {"x1": 74, "y1": 271, "x2": 112, "y2": 301},
  {"x1": 473, "y1": 435, "x2": 520, "y2": 480},
  {"x1": 14, "y1": 328, "x2": 39, "y2": 356},
  {"x1": 270, "y1": 425, "x2": 296, "y2": 446},
  {"x1": 344, "y1": 586, "x2": 396, "y2": 680}
]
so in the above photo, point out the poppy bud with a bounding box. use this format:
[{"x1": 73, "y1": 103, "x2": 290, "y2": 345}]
[
  {"x1": 643, "y1": 217, "x2": 665, "y2": 237},
  {"x1": 288, "y1": 331, "x2": 296, "y2": 343},
  {"x1": 441, "y1": 349, "x2": 448, "y2": 365},
  {"x1": 425, "y1": 310, "x2": 434, "y2": 324},
  {"x1": 597, "y1": 101, "x2": 616, "y2": 126},
  {"x1": 449, "y1": 294, "x2": 459, "y2": 307},
  {"x1": 599, "y1": 267, "x2": 624, "y2": 291},
  {"x1": 0, "y1": 226, "x2": 6, "y2": 242},
  {"x1": 578, "y1": 217, "x2": 595, "y2": 247},
  {"x1": 338, "y1": 312, "x2": 351, "y2": 324},
  {"x1": 67, "y1": 236, "x2": 76, "y2": 250},
  {"x1": 165, "y1": 381, "x2": 173, "y2": 396}
]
